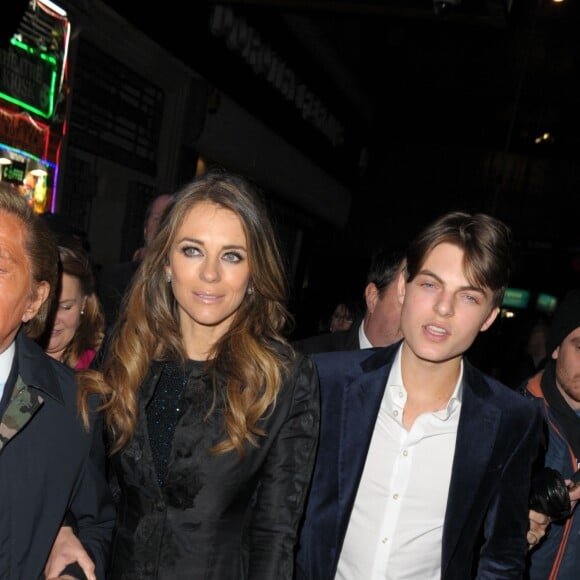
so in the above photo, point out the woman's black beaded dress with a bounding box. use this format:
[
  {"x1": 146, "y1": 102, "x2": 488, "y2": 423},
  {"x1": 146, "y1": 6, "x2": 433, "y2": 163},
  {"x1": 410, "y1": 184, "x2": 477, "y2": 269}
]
[
  {"x1": 108, "y1": 352, "x2": 320, "y2": 580},
  {"x1": 146, "y1": 360, "x2": 205, "y2": 488}
]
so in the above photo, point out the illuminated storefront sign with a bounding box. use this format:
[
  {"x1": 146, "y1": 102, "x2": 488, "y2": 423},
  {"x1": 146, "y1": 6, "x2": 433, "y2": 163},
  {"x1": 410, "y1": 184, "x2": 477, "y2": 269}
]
[
  {"x1": 0, "y1": 106, "x2": 50, "y2": 158},
  {"x1": 0, "y1": 1, "x2": 68, "y2": 214},
  {"x1": 0, "y1": 38, "x2": 58, "y2": 119},
  {"x1": 502, "y1": 288, "x2": 558, "y2": 315},
  {"x1": 502, "y1": 288, "x2": 530, "y2": 309},
  {"x1": 536, "y1": 293, "x2": 558, "y2": 314},
  {"x1": 0, "y1": 142, "x2": 57, "y2": 214}
]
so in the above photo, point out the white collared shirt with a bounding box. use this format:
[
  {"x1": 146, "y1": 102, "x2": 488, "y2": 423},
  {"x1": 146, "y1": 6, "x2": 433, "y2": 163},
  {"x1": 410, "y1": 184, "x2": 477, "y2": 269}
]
[
  {"x1": 358, "y1": 320, "x2": 373, "y2": 349},
  {"x1": 0, "y1": 341, "x2": 16, "y2": 402},
  {"x1": 335, "y1": 343, "x2": 463, "y2": 580}
]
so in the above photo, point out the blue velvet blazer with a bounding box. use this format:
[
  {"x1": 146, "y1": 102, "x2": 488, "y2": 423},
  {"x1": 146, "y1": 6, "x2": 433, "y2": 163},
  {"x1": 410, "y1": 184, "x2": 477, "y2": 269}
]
[{"x1": 296, "y1": 342, "x2": 543, "y2": 580}]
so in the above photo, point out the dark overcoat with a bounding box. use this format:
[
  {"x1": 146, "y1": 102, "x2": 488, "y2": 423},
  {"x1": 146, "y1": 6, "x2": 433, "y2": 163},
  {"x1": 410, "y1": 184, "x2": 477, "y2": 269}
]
[{"x1": 0, "y1": 331, "x2": 115, "y2": 580}]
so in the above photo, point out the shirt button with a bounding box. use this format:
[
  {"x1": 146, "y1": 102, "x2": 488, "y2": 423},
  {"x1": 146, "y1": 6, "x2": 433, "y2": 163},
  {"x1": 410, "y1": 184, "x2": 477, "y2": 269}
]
[
  {"x1": 381, "y1": 537, "x2": 388, "y2": 544},
  {"x1": 393, "y1": 410, "x2": 399, "y2": 417},
  {"x1": 399, "y1": 391, "x2": 404, "y2": 398},
  {"x1": 393, "y1": 493, "x2": 399, "y2": 500},
  {"x1": 402, "y1": 450, "x2": 408, "y2": 456}
]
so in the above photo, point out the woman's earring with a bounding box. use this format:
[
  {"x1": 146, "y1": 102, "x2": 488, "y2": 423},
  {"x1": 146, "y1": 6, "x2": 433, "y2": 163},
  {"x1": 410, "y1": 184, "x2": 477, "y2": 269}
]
[
  {"x1": 166, "y1": 272, "x2": 172, "y2": 283},
  {"x1": 247, "y1": 285, "x2": 254, "y2": 295}
]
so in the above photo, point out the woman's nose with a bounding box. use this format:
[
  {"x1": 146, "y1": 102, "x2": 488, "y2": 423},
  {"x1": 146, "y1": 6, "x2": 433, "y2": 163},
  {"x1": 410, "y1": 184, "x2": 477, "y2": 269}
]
[{"x1": 200, "y1": 258, "x2": 220, "y2": 282}]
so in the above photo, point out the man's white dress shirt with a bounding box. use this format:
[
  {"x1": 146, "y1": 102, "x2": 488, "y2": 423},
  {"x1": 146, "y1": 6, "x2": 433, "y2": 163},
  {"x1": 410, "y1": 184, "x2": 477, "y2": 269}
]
[
  {"x1": 336, "y1": 344, "x2": 463, "y2": 579},
  {"x1": 0, "y1": 341, "x2": 16, "y2": 402}
]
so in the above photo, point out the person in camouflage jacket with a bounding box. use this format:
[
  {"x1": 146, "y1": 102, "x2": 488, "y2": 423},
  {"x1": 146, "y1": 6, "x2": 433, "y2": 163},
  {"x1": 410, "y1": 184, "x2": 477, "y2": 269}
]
[{"x1": 0, "y1": 183, "x2": 115, "y2": 580}]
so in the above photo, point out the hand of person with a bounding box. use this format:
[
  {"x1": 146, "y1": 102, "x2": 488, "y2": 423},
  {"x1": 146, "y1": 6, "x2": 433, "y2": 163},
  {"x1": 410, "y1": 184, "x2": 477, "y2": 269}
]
[
  {"x1": 527, "y1": 509, "x2": 550, "y2": 550},
  {"x1": 44, "y1": 525, "x2": 95, "y2": 580}
]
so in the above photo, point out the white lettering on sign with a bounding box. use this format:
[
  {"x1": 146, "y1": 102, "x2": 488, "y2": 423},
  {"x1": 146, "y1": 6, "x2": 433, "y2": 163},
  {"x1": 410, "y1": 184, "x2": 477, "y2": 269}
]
[
  {"x1": 0, "y1": 42, "x2": 56, "y2": 118},
  {"x1": 210, "y1": 4, "x2": 345, "y2": 147}
]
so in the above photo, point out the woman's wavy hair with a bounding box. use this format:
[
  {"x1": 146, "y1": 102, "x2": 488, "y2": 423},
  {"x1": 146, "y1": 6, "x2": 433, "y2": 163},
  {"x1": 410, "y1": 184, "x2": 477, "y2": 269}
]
[
  {"x1": 52, "y1": 244, "x2": 105, "y2": 367},
  {"x1": 80, "y1": 169, "x2": 294, "y2": 455}
]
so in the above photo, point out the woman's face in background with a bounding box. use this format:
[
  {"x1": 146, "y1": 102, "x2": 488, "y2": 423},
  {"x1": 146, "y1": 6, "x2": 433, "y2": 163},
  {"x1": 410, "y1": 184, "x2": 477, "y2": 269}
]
[
  {"x1": 330, "y1": 303, "x2": 354, "y2": 332},
  {"x1": 45, "y1": 273, "x2": 85, "y2": 361}
]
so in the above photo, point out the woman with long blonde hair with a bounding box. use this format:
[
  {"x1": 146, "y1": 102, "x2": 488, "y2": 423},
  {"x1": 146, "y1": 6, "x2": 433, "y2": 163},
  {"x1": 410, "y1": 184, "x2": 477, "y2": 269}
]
[{"x1": 66, "y1": 169, "x2": 319, "y2": 579}]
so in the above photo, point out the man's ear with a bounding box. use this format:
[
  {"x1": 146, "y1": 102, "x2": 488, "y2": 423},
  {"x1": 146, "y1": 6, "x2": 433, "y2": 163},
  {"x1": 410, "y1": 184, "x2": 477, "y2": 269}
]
[
  {"x1": 551, "y1": 346, "x2": 560, "y2": 360},
  {"x1": 396, "y1": 270, "x2": 406, "y2": 306},
  {"x1": 479, "y1": 306, "x2": 499, "y2": 332},
  {"x1": 21, "y1": 281, "x2": 50, "y2": 323},
  {"x1": 364, "y1": 283, "x2": 379, "y2": 313}
]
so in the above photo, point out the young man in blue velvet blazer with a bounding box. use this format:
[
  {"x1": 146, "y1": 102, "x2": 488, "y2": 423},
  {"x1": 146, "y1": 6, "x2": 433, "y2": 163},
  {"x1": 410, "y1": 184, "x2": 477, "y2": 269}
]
[{"x1": 296, "y1": 211, "x2": 543, "y2": 580}]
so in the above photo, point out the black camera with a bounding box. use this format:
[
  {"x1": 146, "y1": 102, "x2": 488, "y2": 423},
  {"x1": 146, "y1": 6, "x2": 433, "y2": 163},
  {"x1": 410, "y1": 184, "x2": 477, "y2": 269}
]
[{"x1": 529, "y1": 467, "x2": 572, "y2": 520}]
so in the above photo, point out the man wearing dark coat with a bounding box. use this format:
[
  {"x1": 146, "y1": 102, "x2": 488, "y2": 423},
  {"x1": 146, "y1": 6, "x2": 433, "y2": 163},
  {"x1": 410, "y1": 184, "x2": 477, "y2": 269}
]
[
  {"x1": 0, "y1": 184, "x2": 115, "y2": 579},
  {"x1": 294, "y1": 248, "x2": 405, "y2": 354}
]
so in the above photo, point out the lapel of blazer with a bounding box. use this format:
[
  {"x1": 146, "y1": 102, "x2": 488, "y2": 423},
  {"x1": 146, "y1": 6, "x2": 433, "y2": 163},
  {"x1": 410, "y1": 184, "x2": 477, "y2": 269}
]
[
  {"x1": 0, "y1": 374, "x2": 44, "y2": 453},
  {"x1": 336, "y1": 346, "x2": 397, "y2": 539},
  {"x1": 441, "y1": 362, "x2": 501, "y2": 573}
]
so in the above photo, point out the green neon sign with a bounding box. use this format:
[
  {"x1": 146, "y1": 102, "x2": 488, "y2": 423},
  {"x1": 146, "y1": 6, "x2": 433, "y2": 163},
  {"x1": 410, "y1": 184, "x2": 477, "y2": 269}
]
[
  {"x1": 502, "y1": 288, "x2": 530, "y2": 309},
  {"x1": 0, "y1": 38, "x2": 58, "y2": 119}
]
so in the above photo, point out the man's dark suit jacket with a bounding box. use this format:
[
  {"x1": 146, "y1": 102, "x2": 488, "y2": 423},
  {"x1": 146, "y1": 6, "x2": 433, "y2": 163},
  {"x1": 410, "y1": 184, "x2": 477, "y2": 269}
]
[
  {"x1": 0, "y1": 331, "x2": 115, "y2": 579},
  {"x1": 296, "y1": 342, "x2": 543, "y2": 580},
  {"x1": 293, "y1": 318, "x2": 361, "y2": 354}
]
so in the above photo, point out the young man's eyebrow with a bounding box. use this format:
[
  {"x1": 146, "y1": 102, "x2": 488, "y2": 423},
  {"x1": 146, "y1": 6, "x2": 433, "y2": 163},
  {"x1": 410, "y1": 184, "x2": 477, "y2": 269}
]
[{"x1": 418, "y1": 269, "x2": 487, "y2": 294}]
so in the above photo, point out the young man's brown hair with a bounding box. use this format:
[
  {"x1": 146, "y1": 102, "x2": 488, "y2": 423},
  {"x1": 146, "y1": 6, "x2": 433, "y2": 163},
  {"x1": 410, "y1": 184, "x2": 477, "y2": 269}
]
[{"x1": 405, "y1": 211, "x2": 512, "y2": 308}]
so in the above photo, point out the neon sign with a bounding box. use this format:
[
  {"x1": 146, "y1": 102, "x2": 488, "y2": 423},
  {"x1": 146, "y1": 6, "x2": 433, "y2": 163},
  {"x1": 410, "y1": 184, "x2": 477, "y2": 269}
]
[
  {"x1": 0, "y1": 106, "x2": 50, "y2": 158},
  {"x1": 0, "y1": 38, "x2": 58, "y2": 119}
]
